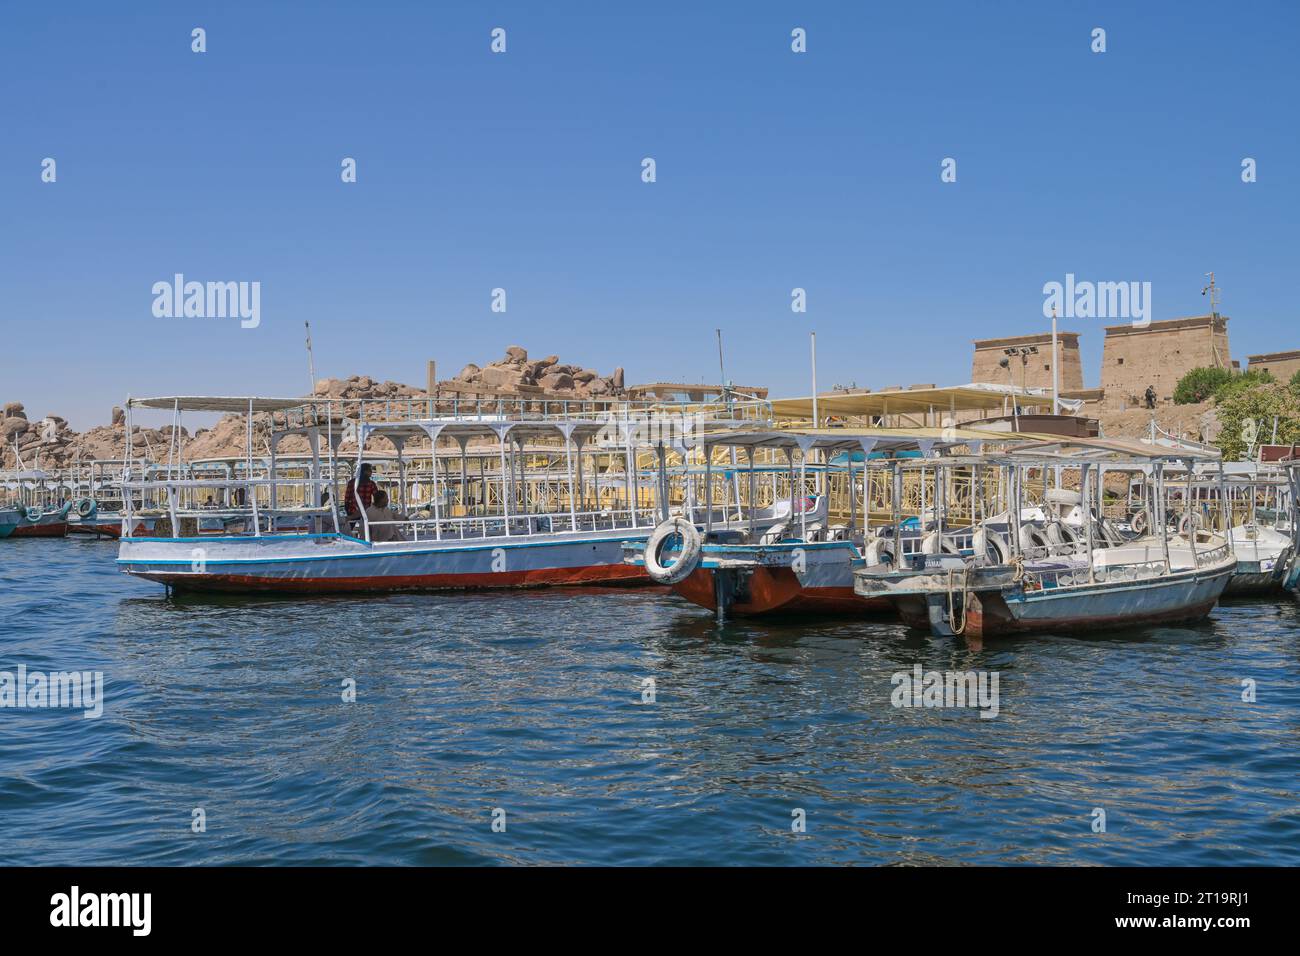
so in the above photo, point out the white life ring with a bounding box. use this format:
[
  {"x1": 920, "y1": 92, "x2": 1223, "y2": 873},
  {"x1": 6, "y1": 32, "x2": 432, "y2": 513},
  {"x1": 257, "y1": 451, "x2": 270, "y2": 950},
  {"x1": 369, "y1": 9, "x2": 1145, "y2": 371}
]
[
  {"x1": 1178, "y1": 513, "x2": 1201, "y2": 537},
  {"x1": 1045, "y1": 521, "x2": 1078, "y2": 547},
  {"x1": 1128, "y1": 510, "x2": 1149, "y2": 535},
  {"x1": 643, "y1": 517, "x2": 703, "y2": 585},
  {"x1": 1019, "y1": 524, "x2": 1049, "y2": 552},
  {"x1": 974, "y1": 527, "x2": 1008, "y2": 565},
  {"x1": 862, "y1": 535, "x2": 895, "y2": 567}
]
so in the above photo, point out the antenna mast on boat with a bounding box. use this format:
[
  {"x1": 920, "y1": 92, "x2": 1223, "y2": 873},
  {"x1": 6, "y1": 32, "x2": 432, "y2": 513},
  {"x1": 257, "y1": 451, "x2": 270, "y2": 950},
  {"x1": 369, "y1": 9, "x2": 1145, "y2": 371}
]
[
  {"x1": 1051, "y1": 305, "x2": 1060, "y2": 415},
  {"x1": 810, "y1": 331, "x2": 818, "y2": 427},
  {"x1": 305, "y1": 321, "x2": 317, "y2": 397},
  {"x1": 715, "y1": 328, "x2": 731, "y2": 407},
  {"x1": 1202, "y1": 272, "x2": 1226, "y2": 368}
]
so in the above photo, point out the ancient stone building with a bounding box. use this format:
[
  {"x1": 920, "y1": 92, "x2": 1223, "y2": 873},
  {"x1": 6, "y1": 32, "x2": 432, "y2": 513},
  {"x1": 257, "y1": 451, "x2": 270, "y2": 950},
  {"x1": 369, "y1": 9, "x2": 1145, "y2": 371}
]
[
  {"x1": 971, "y1": 332, "x2": 1083, "y2": 391},
  {"x1": 1247, "y1": 349, "x2": 1300, "y2": 383},
  {"x1": 1099, "y1": 315, "x2": 1230, "y2": 409}
]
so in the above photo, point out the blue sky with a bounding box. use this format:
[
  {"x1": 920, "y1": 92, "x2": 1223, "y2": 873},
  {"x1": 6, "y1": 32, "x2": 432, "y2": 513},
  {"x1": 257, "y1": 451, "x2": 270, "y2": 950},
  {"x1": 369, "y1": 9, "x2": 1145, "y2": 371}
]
[{"x1": 2, "y1": 1, "x2": 1297, "y2": 429}]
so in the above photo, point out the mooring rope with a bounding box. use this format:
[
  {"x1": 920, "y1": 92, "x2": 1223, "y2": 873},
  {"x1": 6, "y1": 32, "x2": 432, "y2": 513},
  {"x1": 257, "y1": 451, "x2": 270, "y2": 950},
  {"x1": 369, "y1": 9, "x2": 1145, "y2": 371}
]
[{"x1": 946, "y1": 566, "x2": 972, "y2": 636}]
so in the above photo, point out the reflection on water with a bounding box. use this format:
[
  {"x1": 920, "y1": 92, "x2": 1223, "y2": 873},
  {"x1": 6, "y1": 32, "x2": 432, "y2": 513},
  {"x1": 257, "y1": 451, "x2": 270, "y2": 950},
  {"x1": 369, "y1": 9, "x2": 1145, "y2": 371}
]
[{"x1": 1, "y1": 538, "x2": 1298, "y2": 864}]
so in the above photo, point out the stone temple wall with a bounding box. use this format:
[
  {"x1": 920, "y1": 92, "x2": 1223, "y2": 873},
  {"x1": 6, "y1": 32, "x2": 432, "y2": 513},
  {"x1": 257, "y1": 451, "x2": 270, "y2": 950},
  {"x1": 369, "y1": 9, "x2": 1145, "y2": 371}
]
[
  {"x1": 971, "y1": 332, "x2": 1083, "y2": 391},
  {"x1": 1099, "y1": 315, "x2": 1230, "y2": 409},
  {"x1": 1247, "y1": 350, "x2": 1300, "y2": 383}
]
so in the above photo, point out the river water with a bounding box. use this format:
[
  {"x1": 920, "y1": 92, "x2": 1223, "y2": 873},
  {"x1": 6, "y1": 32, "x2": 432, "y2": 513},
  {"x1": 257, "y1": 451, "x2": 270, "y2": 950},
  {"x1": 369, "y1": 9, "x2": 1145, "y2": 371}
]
[{"x1": 2, "y1": 536, "x2": 1297, "y2": 865}]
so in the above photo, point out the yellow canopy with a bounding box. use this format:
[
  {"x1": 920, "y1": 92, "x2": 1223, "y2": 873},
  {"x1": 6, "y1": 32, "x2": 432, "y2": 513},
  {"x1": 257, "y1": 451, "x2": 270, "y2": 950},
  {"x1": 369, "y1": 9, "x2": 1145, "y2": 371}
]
[{"x1": 769, "y1": 384, "x2": 1072, "y2": 422}]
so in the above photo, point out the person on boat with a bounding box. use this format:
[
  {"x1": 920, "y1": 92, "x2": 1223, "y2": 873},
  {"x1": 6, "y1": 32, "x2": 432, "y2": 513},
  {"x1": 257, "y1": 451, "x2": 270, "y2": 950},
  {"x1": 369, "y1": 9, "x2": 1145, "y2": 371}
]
[
  {"x1": 344, "y1": 463, "x2": 377, "y2": 527},
  {"x1": 365, "y1": 489, "x2": 406, "y2": 543}
]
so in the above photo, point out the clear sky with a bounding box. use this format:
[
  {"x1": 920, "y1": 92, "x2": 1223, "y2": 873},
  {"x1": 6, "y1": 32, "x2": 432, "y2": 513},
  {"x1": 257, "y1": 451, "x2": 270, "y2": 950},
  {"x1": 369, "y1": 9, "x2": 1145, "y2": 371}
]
[{"x1": 3, "y1": 1, "x2": 1297, "y2": 430}]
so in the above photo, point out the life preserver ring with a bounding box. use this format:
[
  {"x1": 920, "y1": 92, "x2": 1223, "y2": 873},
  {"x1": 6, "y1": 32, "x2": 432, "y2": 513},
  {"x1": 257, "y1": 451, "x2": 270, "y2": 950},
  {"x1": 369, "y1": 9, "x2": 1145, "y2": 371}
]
[
  {"x1": 1178, "y1": 513, "x2": 1201, "y2": 537},
  {"x1": 1128, "y1": 510, "x2": 1149, "y2": 535},
  {"x1": 1099, "y1": 518, "x2": 1125, "y2": 547},
  {"x1": 974, "y1": 527, "x2": 1008, "y2": 565},
  {"x1": 1044, "y1": 488, "x2": 1082, "y2": 509},
  {"x1": 643, "y1": 517, "x2": 703, "y2": 585},
  {"x1": 921, "y1": 530, "x2": 958, "y2": 555},
  {"x1": 1019, "y1": 525, "x2": 1049, "y2": 552},
  {"x1": 75, "y1": 497, "x2": 96, "y2": 518},
  {"x1": 23, "y1": 506, "x2": 42, "y2": 522},
  {"x1": 1045, "y1": 521, "x2": 1079, "y2": 547},
  {"x1": 862, "y1": 535, "x2": 895, "y2": 567}
]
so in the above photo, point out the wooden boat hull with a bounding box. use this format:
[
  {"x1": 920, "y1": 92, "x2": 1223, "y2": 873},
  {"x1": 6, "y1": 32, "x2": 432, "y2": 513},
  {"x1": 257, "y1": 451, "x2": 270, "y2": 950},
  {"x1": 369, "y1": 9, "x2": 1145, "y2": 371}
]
[
  {"x1": 1223, "y1": 535, "x2": 1292, "y2": 596},
  {"x1": 1223, "y1": 559, "x2": 1286, "y2": 596},
  {"x1": 915, "y1": 562, "x2": 1234, "y2": 638},
  {"x1": 118, "y1": 529, "x2": 653, "y2": 593},
  {"x1": 1283, "y1": 554, "x2": 1300, "y2": 603},
  {"x1": 68, "y1": 515, "x2": 161, "y2": 539},
  {"x1": 666, "y1": 541, "x2": 891, "y2": 617},
  {"x1": 9, "y1": 516, "x2": 69, "y2": 538}
]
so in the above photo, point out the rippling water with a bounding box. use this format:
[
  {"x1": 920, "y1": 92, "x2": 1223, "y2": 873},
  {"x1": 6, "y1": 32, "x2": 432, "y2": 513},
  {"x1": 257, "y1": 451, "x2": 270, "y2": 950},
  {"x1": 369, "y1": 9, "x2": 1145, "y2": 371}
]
[{"x1": 2, "y1": 537, "x2": 1298, "y2": 865}]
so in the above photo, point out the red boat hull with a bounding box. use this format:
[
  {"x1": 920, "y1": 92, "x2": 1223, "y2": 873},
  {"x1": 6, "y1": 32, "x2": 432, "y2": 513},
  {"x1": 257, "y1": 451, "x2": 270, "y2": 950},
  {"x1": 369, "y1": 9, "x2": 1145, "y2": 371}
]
[
  {"x1": 132, "y1": 561, "x2": 655, "y2": 594},
  {"x1": 10, "y1": 521, "x2": 69, "y2": 538},
  {"x1": 673, "y1": 565, "x2": 891, "y2": 617}
]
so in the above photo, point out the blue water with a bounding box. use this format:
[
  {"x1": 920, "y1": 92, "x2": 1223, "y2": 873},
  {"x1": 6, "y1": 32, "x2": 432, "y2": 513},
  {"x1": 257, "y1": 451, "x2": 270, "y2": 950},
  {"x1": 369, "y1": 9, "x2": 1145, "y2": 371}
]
[{"x1": 2, "y1": 537, "x2": 1298, "y2": 865}]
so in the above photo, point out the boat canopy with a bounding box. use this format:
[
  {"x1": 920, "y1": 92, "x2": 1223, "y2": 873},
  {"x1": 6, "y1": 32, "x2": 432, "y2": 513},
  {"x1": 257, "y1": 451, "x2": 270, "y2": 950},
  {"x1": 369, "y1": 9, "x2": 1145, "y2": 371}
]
[
  {"x1": 353, "y1": 420, "x2": 623, "y2": 445},
  {"x1": 127, "y1": 396, "x2": 308, "y2": 413},
  {"x1": 696, "y1": 426, "x2": 1010, "y2": 456},
  {"x1": 769, "y1": 383, "x2": 1083, "y2": 421},
  {"x1": 1005, "y1": 435, "x2": 1222, "y2": 464}
]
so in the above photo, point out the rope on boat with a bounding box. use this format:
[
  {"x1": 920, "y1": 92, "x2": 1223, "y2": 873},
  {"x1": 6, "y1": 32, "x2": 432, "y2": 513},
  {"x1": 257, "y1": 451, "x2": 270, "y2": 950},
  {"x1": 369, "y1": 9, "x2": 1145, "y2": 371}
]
[{"x1": 945, "y1": 567, "x2": 972, "y2": 636}]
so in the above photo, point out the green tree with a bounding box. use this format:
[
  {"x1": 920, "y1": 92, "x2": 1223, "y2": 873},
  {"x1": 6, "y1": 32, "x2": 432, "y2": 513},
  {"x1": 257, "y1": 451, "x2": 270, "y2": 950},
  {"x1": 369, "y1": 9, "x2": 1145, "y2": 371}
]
[
  {"x1": 1214, "y1": 381, "x2": 1300, "y2": 460},
  {"x1": 1173, "y1": 366, "x2": 1233, "y2": 404},
  {"x1": 1215, "y1": 368, "x2": 1273, "y2": 401}
]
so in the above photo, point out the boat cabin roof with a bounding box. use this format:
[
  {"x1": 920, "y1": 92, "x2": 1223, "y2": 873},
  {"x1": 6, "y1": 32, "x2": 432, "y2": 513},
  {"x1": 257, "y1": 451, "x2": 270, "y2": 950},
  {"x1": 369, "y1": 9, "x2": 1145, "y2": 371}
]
[
  {"x1": 697, "y1": 426, "x2": 1010, "y2": 455},
  {"x1": 127, "y1": 396, "x2": 308, "y2": 413},
  {"x1": 1005, "y1": 435, "x2": 1221, "y2": 463},
  {"x1": 769, "y1": 383, "x2": 1080, "y2": 421},
  {"x1": 354, "y1": 419, "x2": 620, "y2": 444}
]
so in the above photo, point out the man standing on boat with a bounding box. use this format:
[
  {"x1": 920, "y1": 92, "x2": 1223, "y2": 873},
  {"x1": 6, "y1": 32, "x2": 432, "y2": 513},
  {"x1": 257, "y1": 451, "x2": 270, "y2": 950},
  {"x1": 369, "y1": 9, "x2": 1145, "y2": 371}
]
[{"x1": 344, "y1": 463, "x2": 377, "y2": 529}]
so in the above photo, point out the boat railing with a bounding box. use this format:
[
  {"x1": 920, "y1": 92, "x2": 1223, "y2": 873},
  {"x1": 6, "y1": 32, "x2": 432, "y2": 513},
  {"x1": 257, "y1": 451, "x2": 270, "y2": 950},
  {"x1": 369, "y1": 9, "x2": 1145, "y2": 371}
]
[
  {"x1": 1194, "y1": 542, "x2": 1233, "y2": 568},
  {"x1": 1017, "y1": 539, "x2": 1093, "y2": 563},
  {"x1": 365, "y1": 507, "x2": 652, "y2": 543},
  {"x1": 276, "y1": 395, "x2": 775, "y2": 431},
  {"x1": 1026, "y1": 557, "x2": 1166, "y2": 590}
]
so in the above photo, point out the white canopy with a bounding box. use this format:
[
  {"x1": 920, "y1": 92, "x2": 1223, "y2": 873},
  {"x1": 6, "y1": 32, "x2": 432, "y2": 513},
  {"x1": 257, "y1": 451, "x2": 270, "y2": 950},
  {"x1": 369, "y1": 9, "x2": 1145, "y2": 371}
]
[{"x1": 127, "y1": 396, "x2": 308, "y2": 413}]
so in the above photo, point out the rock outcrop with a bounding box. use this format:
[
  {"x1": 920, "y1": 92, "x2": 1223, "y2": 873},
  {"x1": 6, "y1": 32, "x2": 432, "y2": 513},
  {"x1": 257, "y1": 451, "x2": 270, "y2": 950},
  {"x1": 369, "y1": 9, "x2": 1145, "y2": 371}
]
[
  {"x1": 2, "y1": 345, "x2": 630, "y2": 470},
  {"x1": 448, "y1": 346, "x2": 626, "y2": 399}
]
